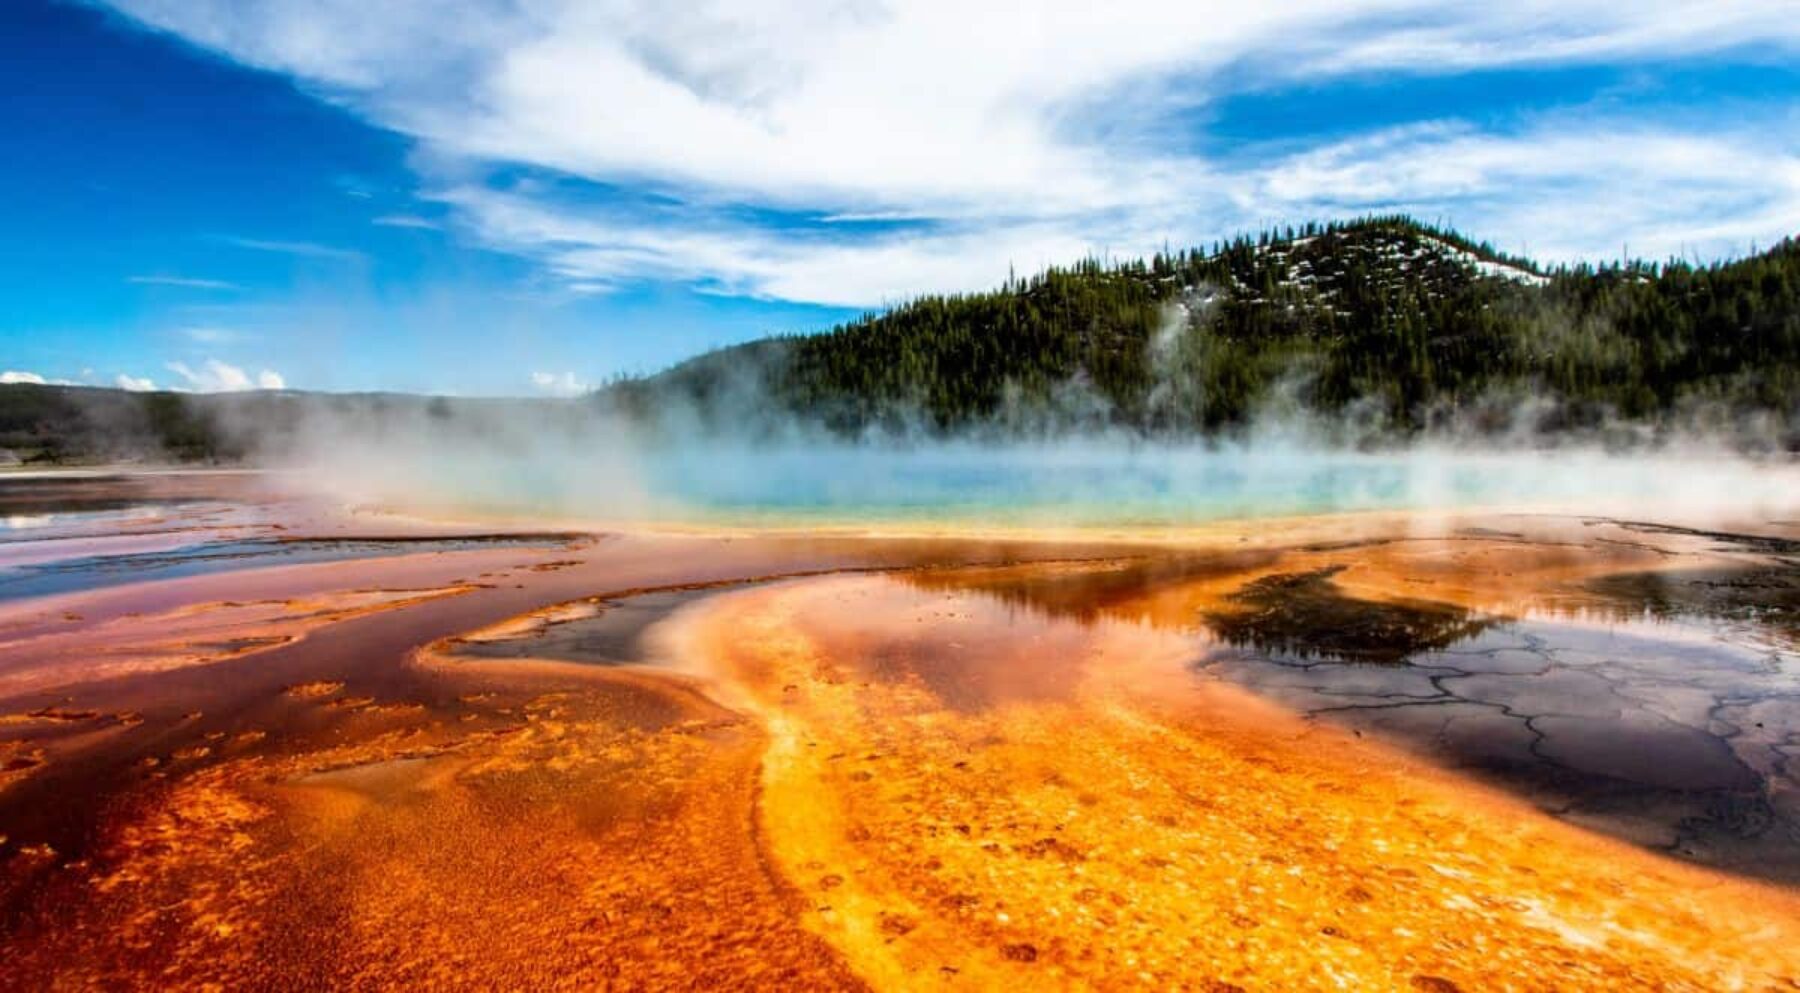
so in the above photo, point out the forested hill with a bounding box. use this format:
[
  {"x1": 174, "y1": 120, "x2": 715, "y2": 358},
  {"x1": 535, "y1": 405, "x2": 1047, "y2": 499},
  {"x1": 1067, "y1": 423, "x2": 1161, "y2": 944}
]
[
  {"x1": 5, "y1": 217, "x2": 1798, "y2": 464},
  {"x1": 611, "y1": 216, "x2": 1800, "y2": 443}
]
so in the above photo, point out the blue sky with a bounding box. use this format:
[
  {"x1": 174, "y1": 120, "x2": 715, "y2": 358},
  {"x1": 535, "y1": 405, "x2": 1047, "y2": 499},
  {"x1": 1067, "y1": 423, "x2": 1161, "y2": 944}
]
[{"x1": 3, "y1": 1, "x2": 1797, "y2": 396}]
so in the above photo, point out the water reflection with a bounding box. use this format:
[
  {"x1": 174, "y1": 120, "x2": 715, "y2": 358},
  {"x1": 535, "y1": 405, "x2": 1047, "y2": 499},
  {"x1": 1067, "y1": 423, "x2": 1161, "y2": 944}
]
[
  {"x1": 0, "y1": 533, "x2": 586, "y2": 602},
  {"x1": 895, "y1": 550, "x2": 1800, "y2": 883},
  {"x1": 899, "y1": 550, "x2": 1277, "y2": 626},
  {"x1": 1200, "y1": 565, "x2": 1495, "y2": 664},
  {"x1": 449, "y1": 588, "x2": 709, "y2": 666},
  {"x1": 1587, "y1": 565, "x2": 1800, "y2": 643}
]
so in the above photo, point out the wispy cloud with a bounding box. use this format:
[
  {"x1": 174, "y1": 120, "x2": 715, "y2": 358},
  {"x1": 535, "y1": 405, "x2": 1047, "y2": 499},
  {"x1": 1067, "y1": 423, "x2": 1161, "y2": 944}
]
[
  {"x1": 102, "y1": 2, "x2": 1800, "y2": 306},
  {"x1": 114, "y1": 373, "x2": 157, "y2": 392},
  {"x1": 372, "y1": 214, "x2": 441, "y2": 230},
  {"x1": 179, "y1": 325, "x2": 248, "y2": 344},
  {"x1": 1249, "y1": 118, "x2": 1800, "y2": 262},
  {"x1": 452, "y1": 186, "x2": 1096, "y2": 307},
  {"x1": 225, "y1": 236, "x2": 367, "y2": 262},
  {"x1": 165, "y1": 358, "x2": 286, "y2": 392},
  {"x1": 129, "y1": 274, "x2": 239, "y2": 290}
]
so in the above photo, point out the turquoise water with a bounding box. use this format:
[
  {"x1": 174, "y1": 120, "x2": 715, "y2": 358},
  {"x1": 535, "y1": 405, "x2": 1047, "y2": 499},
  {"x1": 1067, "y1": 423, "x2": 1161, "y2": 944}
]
[
  {"x1": 408, "y1": 444, "x2": 1800, "y2": 526},
  {"x1": 651, "y1": 449, "x2": 1433, "y2": 523}
]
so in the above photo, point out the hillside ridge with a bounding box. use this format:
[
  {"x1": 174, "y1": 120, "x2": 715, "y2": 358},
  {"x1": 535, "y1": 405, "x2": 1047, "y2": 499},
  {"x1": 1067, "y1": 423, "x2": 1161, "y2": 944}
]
[
  {"x1": 617, "y1": 215, "x2": 1798, "y2": 441},
  {"x1": 6, "y1": 216, "x2": 1798, "y2": 461}
]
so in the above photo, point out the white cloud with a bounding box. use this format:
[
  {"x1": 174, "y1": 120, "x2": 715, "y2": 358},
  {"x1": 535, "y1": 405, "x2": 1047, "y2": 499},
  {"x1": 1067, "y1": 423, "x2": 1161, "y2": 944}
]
[
  {"x1": 115, "y1": 374, "x2": 158, "y2": 392},
  {"x1": 1288, "y1": 6, "x2": 1800, "y2": 77},
  {"x1": 450, "y1": 186, "x2": 1100, "y2": 306},
  {"x1": 1, "y1": 370, "x2": 83, "y2": 386},
  {"x1": 225, "y1": 236, "x2": 366, "y2": 262},
  {"x1": 1251, "y1": 120, "x2": 1800, "y2": 263},
  {"x1": 180, "y1": 325, "x2": 246, "y2": 344},
  {"x1": 530, "y1": 371, "x2": 589, "y2": 397},
  {"x1": 129, "y1": 274, "x2": 239, "y2": 290},
  {"x1": 372, "y1": 214, "x2": 441, "y2": 229},
  {"x1": 446, "y1": 115, "x2": 1800, "y2": 300},
  {"x1": 102, "y1": 2, "x2": 1800, "y2": 305},
  {"x1": 165, "y1": 358, "x2": 287, "y2": 392},
  {"x1": 104, "y1": 2, "x2": 1800, "y2": 210}
]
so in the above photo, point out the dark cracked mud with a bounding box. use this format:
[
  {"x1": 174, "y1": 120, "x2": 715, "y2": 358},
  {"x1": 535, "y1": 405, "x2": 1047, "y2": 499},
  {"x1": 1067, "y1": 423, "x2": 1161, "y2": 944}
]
[{"x1": 1198, "y1": 605, "x2": 1800, "y2": 882}]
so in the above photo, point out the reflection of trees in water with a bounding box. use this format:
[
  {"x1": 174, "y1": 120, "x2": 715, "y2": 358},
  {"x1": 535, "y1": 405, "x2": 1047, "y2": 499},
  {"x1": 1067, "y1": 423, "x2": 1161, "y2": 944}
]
[
  {"x1": 899, "y1": 550, "x2": 1278, "y2": 627},
  {"x1": 899, "y1": 543, "x2": 1800, "y2": 883},
  {"x1": 1202, "y1": 566, "x2": 1495, "y2": 664},
  {"x1": 902, "y1": 555, "x2": 1497, "y2": 665},
  {"x1": 1573, "y1": 521, "x2": 1800, "y2": 642},
  {"x1": 899, "y1": 530, "x2": 1800, "y2": 665},
  {"x1": 1585, "y1": 565, "x2": 1800, "y2": 642}
]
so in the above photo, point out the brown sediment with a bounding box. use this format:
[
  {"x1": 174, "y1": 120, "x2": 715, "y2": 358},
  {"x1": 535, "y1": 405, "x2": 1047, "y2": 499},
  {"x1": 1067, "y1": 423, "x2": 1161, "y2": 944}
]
[
  {"x1": 281, "y1": 680, "x2": 345, "y2": 699},
  {"x1": 0, "y1": 522, "x2": 1168, "y2": 988},
  {"x1": 1, "y1": 496, "x2": 1799, "y2": 989},
  {"x1": 2, "y1": 614, "x2": 871, "y2": 987},
  {"x1": 0, "y1": 585, "x2": 479, "y2": 698},
  {"x1": 0, "y1": 742, "x2": 47, "y2": 793}
]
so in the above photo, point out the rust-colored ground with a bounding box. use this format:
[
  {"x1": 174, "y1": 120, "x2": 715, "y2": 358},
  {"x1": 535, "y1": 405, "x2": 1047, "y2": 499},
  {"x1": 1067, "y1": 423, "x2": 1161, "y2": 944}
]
[{"x1": 2, "y1": 501, "x2": 1798, "y2": 991}]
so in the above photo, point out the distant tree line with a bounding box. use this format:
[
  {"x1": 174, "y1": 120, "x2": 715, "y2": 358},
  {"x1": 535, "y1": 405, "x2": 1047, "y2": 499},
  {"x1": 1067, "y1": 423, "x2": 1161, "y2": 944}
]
[
  {"x1": 616, "y1": 216, "x2": 1800, "y2": 445},
  {"x1": 6, "y1": 216, "x2": 1797, "y2": 463}
]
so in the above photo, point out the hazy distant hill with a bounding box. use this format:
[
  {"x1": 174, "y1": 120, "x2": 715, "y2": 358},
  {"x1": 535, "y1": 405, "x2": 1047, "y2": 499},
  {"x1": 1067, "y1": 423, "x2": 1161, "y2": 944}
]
[
  {"x1": 0, "y1": 386, "x2": 567, "y2": 465},
  {"x1": 6, "y1": 216, "x2": 1798, "y2": 463}
]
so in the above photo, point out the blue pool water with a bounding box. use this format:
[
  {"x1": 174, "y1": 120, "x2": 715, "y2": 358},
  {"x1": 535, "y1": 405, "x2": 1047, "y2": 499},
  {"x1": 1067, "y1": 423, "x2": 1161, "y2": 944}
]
[{"x1": 460, "y1": 444, "x2": 1800, "y2": 526}]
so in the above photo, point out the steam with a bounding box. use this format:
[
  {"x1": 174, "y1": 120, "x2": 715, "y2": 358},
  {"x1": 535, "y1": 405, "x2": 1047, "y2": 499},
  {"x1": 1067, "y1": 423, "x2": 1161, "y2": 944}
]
[
  {"x1": 246, "y1": 389, "x2": 1800, "y2": 531},
  {"x1": 77, "y1": 292, "x2": 1795, "y2": 530}
]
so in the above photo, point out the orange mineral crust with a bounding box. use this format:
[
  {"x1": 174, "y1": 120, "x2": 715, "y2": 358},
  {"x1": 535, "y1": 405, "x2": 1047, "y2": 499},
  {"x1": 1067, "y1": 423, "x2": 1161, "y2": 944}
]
[
  {"x1": 677, "y1": 575, "x2": 1800, "y2": 992},
  {"x1": 1, "y1": 505, "x2": 1798, "y2": 991}
]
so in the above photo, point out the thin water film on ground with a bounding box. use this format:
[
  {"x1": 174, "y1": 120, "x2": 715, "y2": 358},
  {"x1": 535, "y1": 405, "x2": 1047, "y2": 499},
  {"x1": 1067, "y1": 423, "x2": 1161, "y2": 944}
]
[{"x1": 2, "y1": 470, "x2": 1798, "y2": 991}]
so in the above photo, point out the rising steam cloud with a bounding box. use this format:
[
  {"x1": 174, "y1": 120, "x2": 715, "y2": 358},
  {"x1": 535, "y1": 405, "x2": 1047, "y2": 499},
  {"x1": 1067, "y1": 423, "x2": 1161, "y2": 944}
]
[
  {"x1": 248, "y1": 388, "x2": 1800, "y2": 532},
  {"x1": 144, "y1": 292, "x2": 1792, "y2": 530}
]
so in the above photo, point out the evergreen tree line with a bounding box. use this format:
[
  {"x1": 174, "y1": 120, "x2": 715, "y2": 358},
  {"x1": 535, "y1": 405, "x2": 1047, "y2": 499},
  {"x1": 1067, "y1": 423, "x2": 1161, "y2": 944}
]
[
  {"x1": 616, "y1": 217, "x2": 1800, "y2": 445},
  {"x1": 5, "y1": 216, "x2": 1797, "y2": 462}
]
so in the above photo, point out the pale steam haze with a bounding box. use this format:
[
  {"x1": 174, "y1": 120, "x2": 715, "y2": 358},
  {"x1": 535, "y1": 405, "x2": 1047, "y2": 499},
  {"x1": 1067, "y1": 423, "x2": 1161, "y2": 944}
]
[
  {"x1": 4, "y1": 0, "x2": 1796, "y2": 529},
  {"x1": 279, "y1": 419, "x2": 1800, "y2": 530}
]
